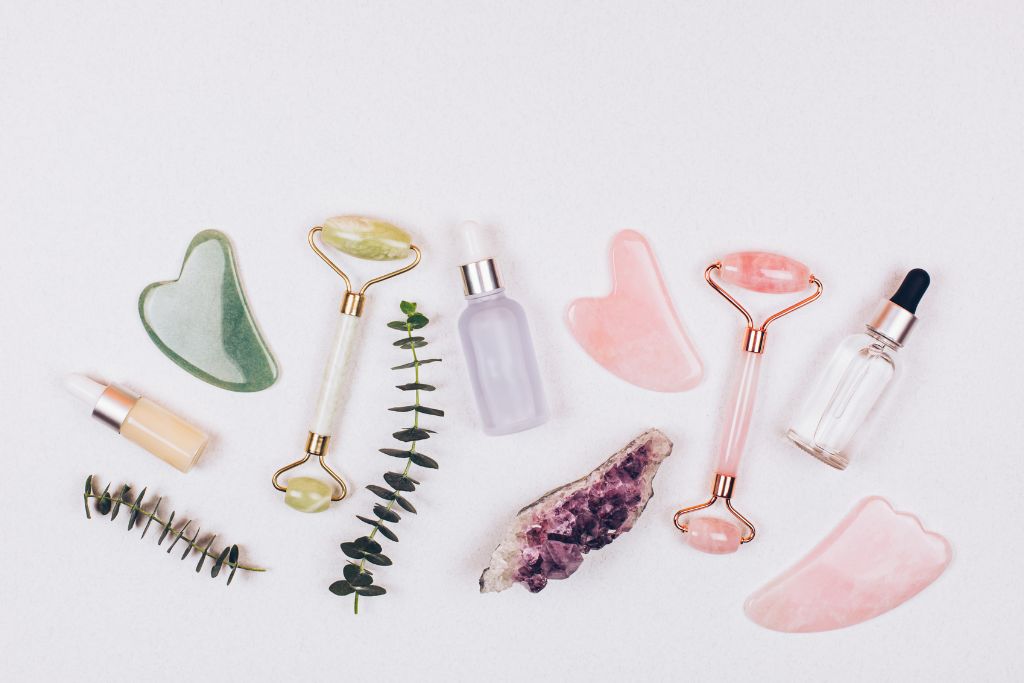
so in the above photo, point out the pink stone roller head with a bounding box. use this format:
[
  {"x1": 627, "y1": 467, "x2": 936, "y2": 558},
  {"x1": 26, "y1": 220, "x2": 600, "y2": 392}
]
[{"x1": 673, "y1": 252, "x2": 822, "y2": 554}]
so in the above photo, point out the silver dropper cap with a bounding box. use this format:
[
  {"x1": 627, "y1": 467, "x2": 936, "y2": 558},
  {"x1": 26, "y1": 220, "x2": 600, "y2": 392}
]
[
  {"x1": 867, "y1": 301, "x2": 917, "y2": 347},
  {"x1": 460, "y1": 259, "x2": 503, "y2": 296},
  {"x1": 457, "y1": 221, "x2": 504, "y2": 297}
]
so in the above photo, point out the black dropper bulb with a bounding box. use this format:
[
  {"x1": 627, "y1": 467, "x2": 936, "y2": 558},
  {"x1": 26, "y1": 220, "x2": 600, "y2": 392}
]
[{"x1": 889, "y1": 268, "x2": 930, "y2": 314}]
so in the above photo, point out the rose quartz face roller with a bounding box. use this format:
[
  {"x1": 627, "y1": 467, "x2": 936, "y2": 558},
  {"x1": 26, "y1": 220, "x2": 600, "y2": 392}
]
[{"x1": 673, "y1": 252, "x2": 822, "y2": 553}]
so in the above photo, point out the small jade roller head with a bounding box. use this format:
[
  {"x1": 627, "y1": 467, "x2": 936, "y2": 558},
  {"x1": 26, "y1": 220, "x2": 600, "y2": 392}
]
[
  {"x1": 674, "y1": 251, "x2": 823, "y2": 554},
  {"x1": 272, "y1": 216, "x2": 421, "y2": 513},
  {"x1": 321, "y1": 216, "x2": 414, "y2": 261}
]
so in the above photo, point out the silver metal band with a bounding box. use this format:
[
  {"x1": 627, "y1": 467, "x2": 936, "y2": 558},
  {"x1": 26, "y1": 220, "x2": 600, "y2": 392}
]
[
  {"x1": 867, "y1": 300, "x2": 917, "y2": 347},
  {"x1": 92, "y1": 384, "x2": 137, "y2": 432},
  {"x1": 460, "y1": 258, "x2": 503, "y2": 297}
]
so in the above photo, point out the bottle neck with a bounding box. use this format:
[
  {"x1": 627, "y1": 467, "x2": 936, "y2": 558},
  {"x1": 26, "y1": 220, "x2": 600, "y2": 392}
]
[
  {"x1": 864, "y1": 327, "x2": 901, "y2": 351},
  {"x1": 466, "y1": 287, "x2": 506, "y2": 303}
]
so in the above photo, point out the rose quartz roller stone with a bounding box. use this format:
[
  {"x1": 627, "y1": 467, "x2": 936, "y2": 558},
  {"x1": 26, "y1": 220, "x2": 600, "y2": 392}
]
[{"x1": 673, "y1": 252, "x2": 822, "y2": 554}]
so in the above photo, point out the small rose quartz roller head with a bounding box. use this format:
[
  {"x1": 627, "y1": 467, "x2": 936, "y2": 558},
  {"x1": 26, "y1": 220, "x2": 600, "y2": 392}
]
[
  {"x1": 673, "y1": 252, "x2": 822, "y2": 553},
  {"x1": 271, "y1": 217, "x2": 421, "y2": 513}
]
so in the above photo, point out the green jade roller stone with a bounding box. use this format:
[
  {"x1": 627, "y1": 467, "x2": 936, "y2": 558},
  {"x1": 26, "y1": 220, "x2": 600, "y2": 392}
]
[
  {"x1": 139, "y1": 230, "x2": 279, "y2": 392},
  {"x1": 321, "y1": 216, "x2": 413, "y2": 260},
  {"x1": 285, "y1": 477, "x2": 334, "y2": 513}
]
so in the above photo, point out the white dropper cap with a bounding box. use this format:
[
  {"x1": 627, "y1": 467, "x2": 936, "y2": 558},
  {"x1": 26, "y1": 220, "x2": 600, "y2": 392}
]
[
  {"x1": 459, "y1": 220, "x2": 495, "y2": 265},
  {"x1": 65, "y1": 374, "x2": 107, "y2": 408}
]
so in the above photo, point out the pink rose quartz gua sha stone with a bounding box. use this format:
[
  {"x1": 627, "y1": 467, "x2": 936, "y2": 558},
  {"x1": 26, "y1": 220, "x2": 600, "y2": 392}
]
[
  {"x1": 744, "y1": 496, "x2": 952, "y2": 632},
  {"x1": 565, "y1": 230, "x2": 703, "y2": 392},
  {"x1": 673, "y1": 252, "x2": 822, "y2": 554}
]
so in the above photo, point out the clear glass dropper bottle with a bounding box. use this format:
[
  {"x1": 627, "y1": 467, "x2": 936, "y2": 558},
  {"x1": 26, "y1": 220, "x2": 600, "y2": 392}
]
[{"x1": 787, "y1": 269, "x2": 930, "y2": 469}]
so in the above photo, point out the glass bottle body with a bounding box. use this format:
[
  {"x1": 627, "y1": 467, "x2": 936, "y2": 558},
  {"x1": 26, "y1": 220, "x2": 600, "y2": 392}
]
[
  {"x1": 458, "y1": 289, "x2": 549, "y2": 436},
  {"x1": 121, "y1": 397, "x2": 208, "y2": 472},
  {"x1": 787, "y1": 330, "x2": 898, "y2": 469}
]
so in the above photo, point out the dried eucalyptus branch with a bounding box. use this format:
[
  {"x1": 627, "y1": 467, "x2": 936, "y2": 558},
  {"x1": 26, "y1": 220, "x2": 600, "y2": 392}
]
[
  {"x1": 329, "y1": 301, "x2": 443, "y2": 614},
  {"x1": 83, "y1": 475, "x2": 265, "y2": 584}
]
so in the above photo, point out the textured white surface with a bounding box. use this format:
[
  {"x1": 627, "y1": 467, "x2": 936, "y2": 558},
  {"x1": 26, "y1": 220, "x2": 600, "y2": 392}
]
[{"x1": 1, "y1": 2, "x2": 1022, "y2": 681}]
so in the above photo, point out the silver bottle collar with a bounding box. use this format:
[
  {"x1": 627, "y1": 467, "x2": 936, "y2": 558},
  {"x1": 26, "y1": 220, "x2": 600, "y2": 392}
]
[
  {"x1": 92, "y1": 384, "x2": 138, "y2": 432},
  {"x1": 867, "y1": 300, "x2": 917, "y2": 347},
  {"x1": 460, "y1": 258, "x2": 504, "y2": 297}
]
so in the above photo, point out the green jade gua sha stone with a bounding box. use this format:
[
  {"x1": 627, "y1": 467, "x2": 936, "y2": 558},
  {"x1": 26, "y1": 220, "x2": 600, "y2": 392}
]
[{"x1": 139, "y1": 230, "x2": 279, "y2": 392}]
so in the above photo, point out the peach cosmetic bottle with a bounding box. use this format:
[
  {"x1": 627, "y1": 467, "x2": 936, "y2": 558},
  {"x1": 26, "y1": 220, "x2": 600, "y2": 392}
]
[{"x1": 66, "y1": 374, "x2": 208, "y2": 472}]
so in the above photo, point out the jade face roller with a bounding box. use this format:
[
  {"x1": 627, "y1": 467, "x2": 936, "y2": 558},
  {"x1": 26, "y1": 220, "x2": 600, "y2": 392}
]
[
  {"x1": 673, "y1": 252, "x2": 822, "y2": 553},
  {"x1": 272, "y1": 217, "x2": 421, "y2": 512}
]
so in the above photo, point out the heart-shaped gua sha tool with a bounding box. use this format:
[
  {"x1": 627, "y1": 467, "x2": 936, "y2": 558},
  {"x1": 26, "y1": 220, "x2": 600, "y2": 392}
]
[
  {"x1": 744, "y1": 496, "x2": 952, "y2": 632},
  {"x1": 566, "y1": 230, "x2": 703, "y2": 392},
  {"x1": 139, "y1": 230, "x2": 278, "y2": 392}
]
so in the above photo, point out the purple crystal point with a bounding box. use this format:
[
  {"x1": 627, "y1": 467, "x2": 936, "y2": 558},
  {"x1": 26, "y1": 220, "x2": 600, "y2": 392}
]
[{"x1": 479, "y1": 429, "x2": 673, "y2": 594}]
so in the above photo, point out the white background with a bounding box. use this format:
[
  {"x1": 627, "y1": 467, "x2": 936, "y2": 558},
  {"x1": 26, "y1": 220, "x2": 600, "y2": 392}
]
[{"x1": 2, "y1": 2, "x2": 1022, "y2": 681}]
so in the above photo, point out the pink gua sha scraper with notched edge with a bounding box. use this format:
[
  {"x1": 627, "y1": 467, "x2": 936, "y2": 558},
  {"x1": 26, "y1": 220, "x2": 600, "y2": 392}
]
[
  {"x1": 566, "y1": 230, "x2": 703, "y2": 392},
  {"x1": 673, "y1": 252, "x2": 822, "y2": 554},
  {"x1": 745, "y1": 496, "x2": 952, "y2": 632}
]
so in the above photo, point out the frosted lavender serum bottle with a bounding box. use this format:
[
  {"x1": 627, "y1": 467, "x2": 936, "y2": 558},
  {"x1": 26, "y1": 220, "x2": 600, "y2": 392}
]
[{"x1": 457, "y1": 221, "x2": 549, "y2": 436}]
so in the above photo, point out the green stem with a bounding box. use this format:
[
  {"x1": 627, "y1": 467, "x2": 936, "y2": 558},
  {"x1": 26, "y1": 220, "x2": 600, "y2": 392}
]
[
  {"x1": 83, "y1": 493, "x2": 266, "y2": 572},
  {"x1": 353, "y1": 317, "x2": 424, "y2": 615},
  {"x1": 411, "y1": 320, "x2": 421, "y2": 431}
]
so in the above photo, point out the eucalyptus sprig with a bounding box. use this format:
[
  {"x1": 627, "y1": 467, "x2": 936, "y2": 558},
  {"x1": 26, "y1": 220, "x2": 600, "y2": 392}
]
[
  {"x1": 83, "y1": 475, "x2": 265, "y2": 585},
  {"x1": 329, "y1": 301, "x2": 443, "y2": 614}
]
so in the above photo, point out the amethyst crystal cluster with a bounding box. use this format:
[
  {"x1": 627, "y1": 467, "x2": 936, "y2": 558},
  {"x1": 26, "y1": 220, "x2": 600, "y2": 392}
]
[{"x1": 480, "y1": 429, "x2": 673, "y2": 593}]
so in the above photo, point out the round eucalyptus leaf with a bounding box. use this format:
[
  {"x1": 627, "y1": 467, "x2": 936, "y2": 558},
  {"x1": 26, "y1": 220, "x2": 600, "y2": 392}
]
[
  {"x1": 366, "y1": 485, "x2": 396, "y2": 500},
  {"x1": 406, "y1": 313, "x2": 429, "y2": 329},
  {"x1": 409, "y1": 452, "x2": 439, "y2": 469},
  {"x1": 354, "y1": 536, "x2": 382, "y2": 553},
  {"x1": 383, "y1": 472, "x2": 416, "y2": 492},
  {"x1": 211, "y1": 547, "x2": 230, "y2": 578},
  {"x1": 344, "y1": 563, "x2": 372, "y2": 583},
  {"x1": 373, "y1": 504, "x2": 401, "y2": 523},
  {"x1": 393, "y1": 336, "x2": 425, "y2": 347},
  {"x1": 393, "y1": 428, "x2": 431, "y2": 442},
  {"x1": 364, "y1": 552, "x2": 393, "y2": 567}
]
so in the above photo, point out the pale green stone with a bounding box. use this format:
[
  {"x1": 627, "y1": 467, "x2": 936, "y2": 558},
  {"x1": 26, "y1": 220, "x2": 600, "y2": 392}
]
[
  {"x1": 284, "y1": 476, "x2": 333, "y2": 513},
  {"x1": 138, "y1": 230, "x2": 278, "y2": 392},
  {"x1": 321, "y1": 216, "x2": 412, "y2": 260}
]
